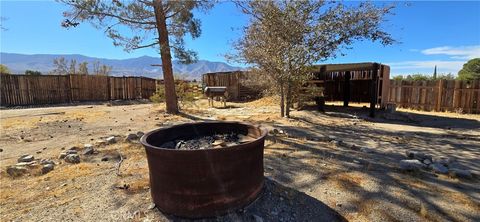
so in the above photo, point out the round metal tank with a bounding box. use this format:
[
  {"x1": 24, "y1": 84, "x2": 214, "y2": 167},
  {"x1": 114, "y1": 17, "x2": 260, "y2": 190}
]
[{"x1": 140, "y1": 121, "x2": 267, "y2": 218}]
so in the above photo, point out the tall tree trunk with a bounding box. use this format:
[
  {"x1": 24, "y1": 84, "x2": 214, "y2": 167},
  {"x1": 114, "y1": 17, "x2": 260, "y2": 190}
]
[
  {"x1": 279, "y1": 81, "x2": 285, "y2": 117},
  {"x1": 153, "y1": 0, "x2": 179, "y2": 114},
  {"x1": 285, "y1": 79, "x2": 292, "y2": 118}
]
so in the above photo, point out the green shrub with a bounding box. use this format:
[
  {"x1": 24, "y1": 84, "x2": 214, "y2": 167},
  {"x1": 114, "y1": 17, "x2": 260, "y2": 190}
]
[
  {"x1": 176, "y1": 81, "x2": 197, "y2": 108},
  {"x1": 149, "y1": 82, "x2": 198, "y2": 108},
  {"x1": 149, "y1": 85, "x2": 165, "y2": 103}
]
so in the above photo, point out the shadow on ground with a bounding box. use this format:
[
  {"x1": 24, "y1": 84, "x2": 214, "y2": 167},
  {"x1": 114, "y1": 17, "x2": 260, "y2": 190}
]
[
  {"x1": 312, "y1": 104, "x2": 480, "y2": 130},
  {"x1": 166, "y1": 177, "x2": 346, "y2": 222},
  {"x1": 259, "y1": 107, "x2": 480, "y2": 221},
  {"x1": 0, "y1": 99, "x2": 152, "y2": 110}
]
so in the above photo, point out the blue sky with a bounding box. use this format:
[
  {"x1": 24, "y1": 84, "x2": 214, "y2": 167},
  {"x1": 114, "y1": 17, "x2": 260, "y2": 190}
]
[{"x1": 1, "y1": 0, "x2": 479, "y2": 76}]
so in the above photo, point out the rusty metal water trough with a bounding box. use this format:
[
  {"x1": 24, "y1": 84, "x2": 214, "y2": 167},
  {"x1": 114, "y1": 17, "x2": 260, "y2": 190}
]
[{"x1": 140, "y1": 121, "x2": 267, "y2": 218}]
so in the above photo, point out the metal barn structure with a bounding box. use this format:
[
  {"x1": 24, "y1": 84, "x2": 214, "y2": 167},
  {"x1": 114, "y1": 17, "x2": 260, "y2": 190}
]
[
  {"x1": 202, "y1": 62, "x2": 390, "y2": 116},
  {"x1": 309, "y1": 62, "x2": 390, "y2": 117},
  {"x1": 202, "y1": 71, "x2": 259, "y2": 101}
]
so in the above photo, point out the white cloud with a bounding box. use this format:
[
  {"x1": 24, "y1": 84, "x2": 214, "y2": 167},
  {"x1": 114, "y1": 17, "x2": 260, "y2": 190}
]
[
  {"x1": 421, "y1": 45, "x2": 480, "y2": 59},
  {"x1": 388, "y1": 60, "x2": 465, "y2": 76}
]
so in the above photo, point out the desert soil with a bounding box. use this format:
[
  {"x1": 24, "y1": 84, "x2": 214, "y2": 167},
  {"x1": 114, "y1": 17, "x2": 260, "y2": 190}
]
[{"x1": 0, "y1": 98, "x2": 479, "y2": 222}]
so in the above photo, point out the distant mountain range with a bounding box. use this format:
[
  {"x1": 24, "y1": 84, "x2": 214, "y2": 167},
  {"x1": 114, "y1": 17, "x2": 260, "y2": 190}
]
[{"x1": 0, "y1": 52, "x2": 244, "y2": 80}]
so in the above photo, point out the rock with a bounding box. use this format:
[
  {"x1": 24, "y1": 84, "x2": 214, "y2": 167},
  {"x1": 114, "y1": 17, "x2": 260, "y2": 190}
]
[
  {"x1": 211, "y1": 140, "x2": 225, "y2": 147},
  {"x1": 15, "y1": 161, "x2": 37, "y2": 167},
  {"x1": 238, "y1": 134, "x2": 256, "y2": 143},
  {"x1": 40, "y1": 159, "x2": 55, "y2": 165},
  {"x1": 82, "y1": 146, "x2": 94, "y2": 155},
  {"x1": 424, "y1": 154, "x2": 433, "y2": 162},
  {"x1": 175, "y1": 141, "x2": 186, "y2": 149},
  {"x1": 360, "y1": 147, "x2": 373, "y2": 153},
  {"x1": 413, "y1": 152, "x2": 427, "y2": 161},
  {"x1": 147, "y1": 203, "x2": 156, "y2": 210},
  {"x1": 41, "y1": 164, "x2": 54, "y2": 174},
  {"x1": 0, "y1": 148, "x2": 3, "y2": 152},
  {"x1": 64, "y1": 154, "x2": 80, "y2": 164},
  {"x1": 423, "y1": 159, "x2": 432, "y2": 165},
  {"x1": 6, "y1": 166, "x2": 28, "y2": 177},
  {"x1": 433, "y1": 157, "x2": 449, "y2": 166},
  {"x1": 336, "y1": 203, "x2": 342, "y2": 207},
  {"x1": 405, "y1": 150, "x2": 415, "y2": 159},
  {"x1": 66, "y1": 150, "x2": 78, "y2": 155},
  {"x1": 101, "y1": 152, "x2": 121, "y2": 162},
  {"x1": 106, "y1": 136, "x2": 116, "y2": 144},
  {"x1": 406, "y1": 151, "x2": 428, "y2": 161},
  {"x1": 18, "y1": 154, "x2": 34, "y2": 163},
  {"x1": 399, "y1": 159, "x2": 424, "y2": 171},
  {"x1": 125, "y1": 133, "x2": 139, "y2": 141},
  {"x1": 252, "y1": 214, "x2": 263, "y2": 222},
  {"x1": 449, "y1": 168, "x2": 473, "y2": 179},
  {"x1": 136, "y1": 131, "x2": 145, "y2": 138},
  {"x1": 69, "y1": 146, "x2": 80, "y2": 151},
  {"x1": 84, "y1": 144, "x2": 93, "y2": 149},
  {"x1": 58, "y1": 152, "x2": 67, "y2": 159},
  {"x1": 430, "y1": 163, "x2": 448, "y2": 174}
]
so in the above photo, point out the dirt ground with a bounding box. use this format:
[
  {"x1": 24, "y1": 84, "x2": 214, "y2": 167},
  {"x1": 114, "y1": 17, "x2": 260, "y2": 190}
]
[{"x1": 0, "y1": 98, "x2": 479, "y2": 222}]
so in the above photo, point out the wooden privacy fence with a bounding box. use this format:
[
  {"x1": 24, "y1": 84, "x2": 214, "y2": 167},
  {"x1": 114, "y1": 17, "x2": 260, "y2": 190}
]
[
  {"x1": 154, "y1": 79, "x2": 203, "y2": 97},
  {"x1": 0, "y1": 74, "x2": 157, "y2": 106},
  {"x1": 388, "y1": 80, "x2": 480, "y2": 114},
  {"x1": 202, "y1": 71, "x2": 262, "y2": 100}
]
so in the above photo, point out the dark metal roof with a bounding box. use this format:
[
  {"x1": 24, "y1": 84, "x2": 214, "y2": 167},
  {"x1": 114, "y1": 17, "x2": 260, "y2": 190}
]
[{"x1": 312, "y1": 62, "x2": 387, "y2": 72}]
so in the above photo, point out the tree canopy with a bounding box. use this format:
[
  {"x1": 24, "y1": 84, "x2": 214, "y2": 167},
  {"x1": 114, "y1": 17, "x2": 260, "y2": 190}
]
[
  {"x1": 458, "y1": 58, "x2": 480, "y2": 81},
  {"x1": 25, "y1": 70, "x2": 42, "y2": 75},
  {"x1": 232, "y1": 0, "x2": 395, "y2": 117},
  {"x1": 392, "y1": 73, "x2": 455, "y2": 81},
  {"x1": 0, "y1": 64, "x2": 10, "y2": 74},
  {"x1": 60, "y1": 0, "x2": 213, "y2": 113}
]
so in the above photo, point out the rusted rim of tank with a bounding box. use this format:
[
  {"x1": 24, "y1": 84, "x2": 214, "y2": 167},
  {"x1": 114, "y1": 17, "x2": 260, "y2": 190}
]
[{"x1": 139, "y1": 121, "x2": 267, "y2": 152}]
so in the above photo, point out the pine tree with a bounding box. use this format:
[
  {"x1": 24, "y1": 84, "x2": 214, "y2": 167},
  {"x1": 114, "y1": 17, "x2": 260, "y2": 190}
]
[{"x1": 60, "y1": 0, "x2": 213, "y2": 114}]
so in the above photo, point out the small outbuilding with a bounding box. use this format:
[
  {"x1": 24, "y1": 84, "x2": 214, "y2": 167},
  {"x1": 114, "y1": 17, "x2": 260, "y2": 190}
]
[
  {"x1": 309, "y1": 62, "x2": 390, "y2": 117},
  {"x1": 202, "y1": 71, "x2": 259, "y2": 101},
  {"x1": 202, "y1": 62, "x2": 390, "y2": 117}
]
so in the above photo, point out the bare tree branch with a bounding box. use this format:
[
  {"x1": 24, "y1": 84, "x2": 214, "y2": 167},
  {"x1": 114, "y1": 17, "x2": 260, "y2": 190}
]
[{"x1": 132, "y1": 42, "x2": 159, "y2": 49}]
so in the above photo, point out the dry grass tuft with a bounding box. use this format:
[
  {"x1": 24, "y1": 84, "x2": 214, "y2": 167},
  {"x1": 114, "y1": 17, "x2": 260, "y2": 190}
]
[
  {"x1": 246, "y1": 96, "x2": 279, "y2": 107},
  {"x1": 419, "y1": 203, "x2": 428, "y2": 218}
]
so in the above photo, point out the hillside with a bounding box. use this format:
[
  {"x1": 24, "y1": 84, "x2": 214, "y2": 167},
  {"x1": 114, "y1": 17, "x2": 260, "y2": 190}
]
[{"x1": 0, "y1": 52, "x2": 243, "y2": 80}]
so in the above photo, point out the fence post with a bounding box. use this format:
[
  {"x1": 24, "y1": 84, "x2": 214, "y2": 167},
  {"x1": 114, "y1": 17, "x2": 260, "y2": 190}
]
[
  {"x1": 452, "y1": 80, "x2": 461, "y2": 110},
  {"x1": 343, "y1": 71, "x2": 351, "y2": 107},
  {"x1": 436, "y1": 79, "x2": 444, "y2": 111},
  {"x1": 369, "y1": 63, "x2": 379, "y2": 118},
  {"x1": 67, "y1": 74, "x2": 73, "y2": 103},
  {"x1": 107, "y1": 76, "x2": 111, "y2": 101}
]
